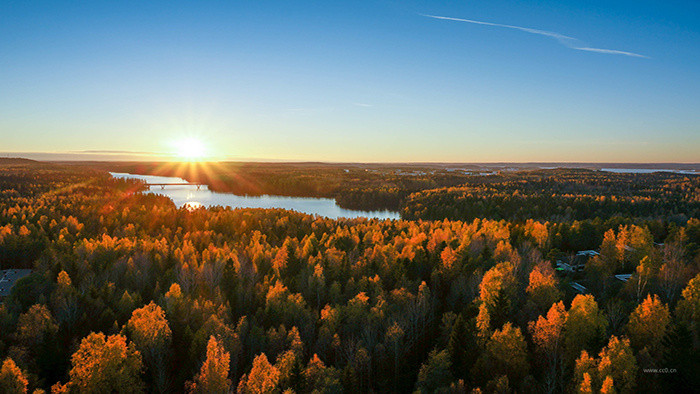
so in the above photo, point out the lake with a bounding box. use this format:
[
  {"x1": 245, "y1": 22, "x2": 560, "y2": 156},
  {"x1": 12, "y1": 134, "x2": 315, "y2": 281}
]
[
  {"x1": 600, "y1": 168, "x2": 697, "y2": 175},
  {"x1": 110, "y1": 172, "x2": 401, "y2": 220}
]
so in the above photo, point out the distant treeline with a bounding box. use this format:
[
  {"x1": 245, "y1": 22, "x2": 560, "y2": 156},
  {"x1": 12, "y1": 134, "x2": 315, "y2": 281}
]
[{"x1": 402, "y1": 169, "x2": 700, "y2": 223}]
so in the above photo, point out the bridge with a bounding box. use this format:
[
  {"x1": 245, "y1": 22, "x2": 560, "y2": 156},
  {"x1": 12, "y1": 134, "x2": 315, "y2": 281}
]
[{"x1": 145, "y1": 182, "x2": 206, "y2": 190}]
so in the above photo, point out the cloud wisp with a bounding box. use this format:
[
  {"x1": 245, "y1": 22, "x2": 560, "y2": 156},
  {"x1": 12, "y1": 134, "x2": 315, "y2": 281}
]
[{"x1": 422, "y1": 14, "x2": 648, "y2": 58}]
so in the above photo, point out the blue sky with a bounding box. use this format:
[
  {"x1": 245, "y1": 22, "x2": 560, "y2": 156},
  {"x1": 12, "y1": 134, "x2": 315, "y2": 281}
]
[{"x1": 1, "y1": 1, "x2": 699, "y2": 162}]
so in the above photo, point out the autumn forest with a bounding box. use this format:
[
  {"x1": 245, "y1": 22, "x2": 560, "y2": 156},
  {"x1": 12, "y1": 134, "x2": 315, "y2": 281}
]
[{"x1": 1, "y1": 159, "x2": 699, "y2": 393}]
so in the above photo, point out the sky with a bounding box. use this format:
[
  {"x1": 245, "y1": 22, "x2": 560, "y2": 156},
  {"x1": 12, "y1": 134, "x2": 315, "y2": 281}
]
[{"x1": 1, "y1": 0, "x2": 699, "y2": 162}]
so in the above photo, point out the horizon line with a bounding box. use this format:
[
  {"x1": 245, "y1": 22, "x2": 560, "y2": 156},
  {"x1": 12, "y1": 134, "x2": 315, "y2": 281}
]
[{"x1": 1, "y1": 155, "x2": 698, "y2": 166}]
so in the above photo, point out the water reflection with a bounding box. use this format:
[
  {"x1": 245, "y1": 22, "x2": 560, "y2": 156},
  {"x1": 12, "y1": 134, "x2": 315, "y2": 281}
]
[
  {"x1": 183, "y1": 201, "x2": 204, "y2": 212},
  {"x1": 111, "y1": 172, "x2": 400, "y2": 220}
]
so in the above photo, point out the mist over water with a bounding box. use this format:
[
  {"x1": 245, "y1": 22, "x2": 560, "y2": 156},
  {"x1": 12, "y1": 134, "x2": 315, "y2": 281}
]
[{"x1": 110, "y1": 172, "x2": 400, "y2": 220}]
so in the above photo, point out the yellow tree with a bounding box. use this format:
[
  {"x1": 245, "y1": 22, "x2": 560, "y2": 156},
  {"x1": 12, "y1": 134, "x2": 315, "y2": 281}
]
[
  {"x1": 677, "y1": 273, "x2": 700, "y2": 347},
  {"x1": 125, "y1": 302, "x2": 172, "y2": 353},
  {"x1": 302, "y1": 354, "x2": 340, "y2": 393},
  {"x1": 479, "y1": 262, "x2": 516, "y2": 326},
  {"x1": 626, "y1": 294, "x2": 670, "y2": 356},
  {"x1": 188, "y1": 336, "x2": 231, "y2": 394},
  {"x1": 526, "y1": 262, "x2": 562, "y2": 313},
  {"x1": 66, "y1": 332, "x2": 143, "y2": 393},
  {"x1": 600, "y1": 376, "x2": 616, "y2": 394},
  {"x1": 274, "y1": 350, "x2": 299, "y2": 390},
  {"x1": 530, "y1": 301, "x2": 568, "y2": 355},
  {"x1": 164, "y1": 283, "x2": 185, "y2": 322},
  {"x1": 125, "y1": 302, "x2": 172, "y2": 392},
  {"x1": 524, "y1": 219, "x2": 549, "y2": 248},
  {"x1": 633, "y1": 256, "x2": 658, "y2": 303},
  {"x1": 626, "y1": 226, "x2": 654, "y2": 265},
  {"x1": 238, "y1": 353, "x2": 280, "y2": 394},
  {"x1": 578, "y1": 372, "x2": 593, "y2": 394},
  {"x1": 51, "y1": 271, "x2": 79, "y2": 325},
  {"x1": 597, "y1": 336, "x2": 637, "y2": 394},
  {"x1": 302, "y1": 354, "x2": 327, "y2": 391},
  {"x1": 56, "y1": 270, "x2": 71, "y2": 288},
  {"x1": 0, "y1": 358, "x2": 28, "y2": 394},
  {"x1": 15, "y1": 304, "x2": 58, "y2": 350},
  {"x1": 616, "y1": 225, "x2": 653, "y2": 272},
  {"x1": 13, "y1": 303, "x2": 58, "y2": 376},
  {"x1": 473, "y1": 322, "x2": 528, "y2": 385},
  {"x1": 564, "y1": 295, "x2": 607, "y2": 364},
  {"x1": 475, "y1": 303, "x2": 491, "y2": 345},
  {"x1": 529, "y1": 301, "x2": 568, "y2": 392},
  {"x1": 573, "y1": 350, "x2": 597, "y2": 389},
  {"x1": 599, "y1": 229, "x2": 618, "y2": 268}
]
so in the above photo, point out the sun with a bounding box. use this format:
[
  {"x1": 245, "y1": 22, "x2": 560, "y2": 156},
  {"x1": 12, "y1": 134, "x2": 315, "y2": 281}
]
[{"x1": 172, "y1": 137, "x2": 207, "y2": 161}]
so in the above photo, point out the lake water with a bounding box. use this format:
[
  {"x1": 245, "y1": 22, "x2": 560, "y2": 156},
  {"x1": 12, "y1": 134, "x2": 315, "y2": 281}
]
[
  {"x1": 110, "y1": 172, "x2": 400, "y2": 220},
  {"x1": 600, "y1": 168, "x2": 697, "y2": 175}
]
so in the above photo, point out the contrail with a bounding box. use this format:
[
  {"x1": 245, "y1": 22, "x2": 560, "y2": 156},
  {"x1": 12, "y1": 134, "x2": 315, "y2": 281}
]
[
  {"x1": 573, "y1": 47, "x2": 647, "y2": 58},
  {"x1": 421, "y1": 14, "x2": 648, "y2": 59}
]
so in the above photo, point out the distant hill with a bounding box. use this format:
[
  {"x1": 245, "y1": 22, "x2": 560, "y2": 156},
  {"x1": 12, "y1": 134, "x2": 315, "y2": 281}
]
[{"x1": 0, "y1": 157, "x2": 40, "y2": 165}]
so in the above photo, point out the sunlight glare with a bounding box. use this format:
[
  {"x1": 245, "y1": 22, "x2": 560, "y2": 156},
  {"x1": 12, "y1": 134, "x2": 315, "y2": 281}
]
[{"x1": 173, "y1": 137, "x2": 206, "y2": 161}]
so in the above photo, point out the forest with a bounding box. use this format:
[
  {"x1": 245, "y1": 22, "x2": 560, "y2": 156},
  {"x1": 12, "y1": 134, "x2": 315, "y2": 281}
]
[
  {"x1": 77, "y1": 161, "x2": 485, "y2": 211},
  {"x1": 402, "y1": 169, "x2": 700, "y2": 224},
  {"x1": 0, "y1": 158, "x2": 699, "y2": 393}
]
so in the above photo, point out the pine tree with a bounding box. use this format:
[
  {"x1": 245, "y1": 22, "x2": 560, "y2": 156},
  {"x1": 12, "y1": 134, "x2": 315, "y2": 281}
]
[
  {"x1": 415, "y1": 349, "x2": 453, "y2": 393},
  {"x1": 660, "y1": 322, "x2": 700, "y2": 392},
  {"x1": 446, "y1": 315, "x2": 477, "y2": 381}
]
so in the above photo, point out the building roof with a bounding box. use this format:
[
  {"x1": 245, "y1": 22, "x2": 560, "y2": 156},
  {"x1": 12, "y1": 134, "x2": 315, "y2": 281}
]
[
  {"x1": 576, "y1": 250, "x2": 600, "y2": 257},
  {"x1": 0, "y1": 269, "x2": 32, "y2": 297},
  {"x1": 614, "y1": 274, "x2": 633, "y2": 282},
  {"x1": 570, "y1": 282, "x2": 588, "y2": 294}
]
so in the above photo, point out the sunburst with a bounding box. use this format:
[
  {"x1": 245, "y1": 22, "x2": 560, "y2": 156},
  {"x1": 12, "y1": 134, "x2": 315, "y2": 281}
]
[{"x1": 172, "y1": 137, "x2": 207, "y2": 161}]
